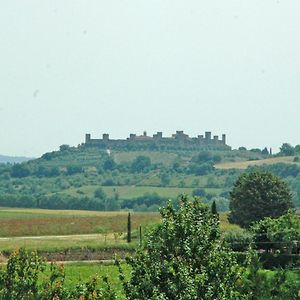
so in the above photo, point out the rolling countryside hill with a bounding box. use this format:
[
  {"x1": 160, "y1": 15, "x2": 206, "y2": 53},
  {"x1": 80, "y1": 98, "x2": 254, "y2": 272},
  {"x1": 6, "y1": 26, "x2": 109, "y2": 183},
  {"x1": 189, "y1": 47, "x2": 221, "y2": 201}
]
[{"x1": 0, "y1": 141, "x2": 299, "y2": 211}]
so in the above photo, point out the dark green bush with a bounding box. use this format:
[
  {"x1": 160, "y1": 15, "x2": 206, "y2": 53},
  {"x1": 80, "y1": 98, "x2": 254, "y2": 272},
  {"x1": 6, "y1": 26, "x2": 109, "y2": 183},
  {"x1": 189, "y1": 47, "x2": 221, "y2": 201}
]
[{"x1": 224, "y1": 230, "x2": 253, "y2": 252}]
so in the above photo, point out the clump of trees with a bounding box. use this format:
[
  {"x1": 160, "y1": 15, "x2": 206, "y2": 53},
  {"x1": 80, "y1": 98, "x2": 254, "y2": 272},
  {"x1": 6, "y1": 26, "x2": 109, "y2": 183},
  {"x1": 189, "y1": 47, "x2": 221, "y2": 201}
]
[{"x1": 121, "y1": 192, "x2": 167, "y2": 211}]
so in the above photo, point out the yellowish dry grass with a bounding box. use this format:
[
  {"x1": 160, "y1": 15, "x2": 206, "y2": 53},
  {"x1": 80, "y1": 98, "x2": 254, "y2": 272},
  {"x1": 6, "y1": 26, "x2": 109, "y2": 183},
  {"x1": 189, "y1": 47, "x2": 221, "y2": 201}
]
[{"x1": 215, "y1": 156, "x2": 300, "y2": 170}]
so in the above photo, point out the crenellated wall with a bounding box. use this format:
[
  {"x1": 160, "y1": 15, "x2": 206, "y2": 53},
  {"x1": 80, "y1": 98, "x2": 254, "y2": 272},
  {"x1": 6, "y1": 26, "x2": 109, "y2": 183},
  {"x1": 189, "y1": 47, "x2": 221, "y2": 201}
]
[{"x1": 84, "y1": 131, "x2": 230, "y2": 151}]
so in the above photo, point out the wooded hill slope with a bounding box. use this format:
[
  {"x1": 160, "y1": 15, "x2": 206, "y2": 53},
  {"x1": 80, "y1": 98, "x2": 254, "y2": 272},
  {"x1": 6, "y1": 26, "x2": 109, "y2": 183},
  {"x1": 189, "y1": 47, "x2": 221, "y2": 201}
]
[{"x1": 0, "y1": 143, "x2": 299, "y2": 211}]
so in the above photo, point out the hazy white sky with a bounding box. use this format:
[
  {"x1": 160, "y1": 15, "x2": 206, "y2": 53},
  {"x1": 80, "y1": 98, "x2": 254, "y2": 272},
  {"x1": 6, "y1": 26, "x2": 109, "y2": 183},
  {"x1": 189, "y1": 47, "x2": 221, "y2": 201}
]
[{"x1": 1, "y1": 1, "x2": 300, "y2": 157}]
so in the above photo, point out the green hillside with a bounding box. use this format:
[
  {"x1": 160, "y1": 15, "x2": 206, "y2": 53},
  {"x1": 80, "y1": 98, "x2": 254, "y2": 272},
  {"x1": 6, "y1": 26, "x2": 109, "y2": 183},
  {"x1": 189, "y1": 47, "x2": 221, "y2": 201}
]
[{"x1": 0, "y1": 143, "x2": 299, "y2": 211}]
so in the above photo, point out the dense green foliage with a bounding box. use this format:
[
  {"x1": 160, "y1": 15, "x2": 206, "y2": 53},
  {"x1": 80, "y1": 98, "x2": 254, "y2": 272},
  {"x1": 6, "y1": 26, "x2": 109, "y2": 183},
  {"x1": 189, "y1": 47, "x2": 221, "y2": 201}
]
[
  {"x1": 239, "y1": 250, "x2": 300, "y2": 299},
  {"x1": 118, "y1": 196, "x2": 247, "y2": 299},
  {"x1": 224, "y1": 230, "x2": 253, "y2": 252},
  {"x1": 229, "y1": 172, "x2": 294, "y2": 228},
  {"x1": 251, "y1": 211, "x2": 300, "y2": 253},
  {"x1": 0, "y1": 249, "x2": 117, "y2": 299},
  {"x1": 280, "y1": 143, "x2": 296, "y2": 156},
  {"x1": 278, "y1": 142, "x2": 300, "y2": 156},
  {"x1": 225, "y1": 211, "x2": 300, "y2": 260},
  {"x1": 0, "y1": 206, "x2": 299, "y2": 299}
]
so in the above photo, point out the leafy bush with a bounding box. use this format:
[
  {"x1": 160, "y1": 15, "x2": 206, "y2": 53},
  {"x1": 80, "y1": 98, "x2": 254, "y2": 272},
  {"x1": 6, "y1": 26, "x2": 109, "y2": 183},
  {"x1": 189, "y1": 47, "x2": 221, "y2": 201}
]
[
  {"x1": 188, "y1": 162, "x2": 215, "y2": 176},
  {"x1": 117, "y1": 196, "x2": 246, "y2": 299},
  {"x1": 103, "y1": 157, "x2": 117, "y2": 171},
  {"x1": 0, "y1": 248, "x2": 45, "y2": 299},
  {"x1": 131, "y1": 156, "x2": 151, "y2": 173},
  {"x1": 66, "y1": 165, "x2": 83, "y2": 175},
  {"x1": 251, "y1": 212, "x2": 300, "y2": 253},
  {"x1": 11, "y1": 164, "x2": 31, "y2": 178},
  {"x1": 0, "y1": 248, "x2": 117, "y2": 299},
  {"x1": 95, "y1": 187, "x2": 107, "y2": 200},
  {"x1": 238, "y1": 250, "x2": 300, "y2": 299},
  {"x1": 192, "y1": 188, "x2": 206, "y2": 197}
]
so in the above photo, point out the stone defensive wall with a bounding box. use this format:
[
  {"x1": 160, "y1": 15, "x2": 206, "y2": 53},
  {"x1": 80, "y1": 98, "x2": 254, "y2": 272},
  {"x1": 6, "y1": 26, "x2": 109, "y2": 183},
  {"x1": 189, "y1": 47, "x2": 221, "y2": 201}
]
[{"x1": 84, "y1": 131, "x2": 231, "y2": 151}]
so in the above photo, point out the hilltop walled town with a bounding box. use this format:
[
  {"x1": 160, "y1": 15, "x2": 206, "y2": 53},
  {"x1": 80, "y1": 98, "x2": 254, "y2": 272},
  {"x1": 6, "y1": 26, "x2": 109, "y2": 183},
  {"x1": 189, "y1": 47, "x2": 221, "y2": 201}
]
[{"x1": 84, "y1": 131, "x2": 231, "y2": 151}]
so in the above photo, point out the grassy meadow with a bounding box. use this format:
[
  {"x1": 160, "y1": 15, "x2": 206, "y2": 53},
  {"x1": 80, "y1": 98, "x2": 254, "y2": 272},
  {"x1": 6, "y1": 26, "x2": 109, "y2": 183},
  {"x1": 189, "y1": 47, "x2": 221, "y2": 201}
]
[
  {"x1": 0, "y1": 208, "x2": 160, "y2": 237},
  {"x1": 62, "y1": 263, "x2": 129, "y2": 299},
  {"x1": 42, "y1": 262, "x2": 300, "y2": 300},
  {"x1": 0, "y1": 207, "x2": 239, "y2": 254}
]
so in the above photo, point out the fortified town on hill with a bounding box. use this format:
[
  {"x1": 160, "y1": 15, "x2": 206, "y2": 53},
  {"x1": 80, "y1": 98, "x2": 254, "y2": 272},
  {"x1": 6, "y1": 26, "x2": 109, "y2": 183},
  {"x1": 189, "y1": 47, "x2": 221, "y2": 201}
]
[{"x1": 84, "y1": 131, "x2": 231, "y2": 151}]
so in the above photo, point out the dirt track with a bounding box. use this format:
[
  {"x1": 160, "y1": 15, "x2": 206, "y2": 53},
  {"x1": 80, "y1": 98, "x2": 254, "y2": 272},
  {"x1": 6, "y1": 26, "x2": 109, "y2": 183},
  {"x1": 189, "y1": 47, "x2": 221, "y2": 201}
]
[{"x1": 0, "y1": 233, "x2": 110, "y2": 241}]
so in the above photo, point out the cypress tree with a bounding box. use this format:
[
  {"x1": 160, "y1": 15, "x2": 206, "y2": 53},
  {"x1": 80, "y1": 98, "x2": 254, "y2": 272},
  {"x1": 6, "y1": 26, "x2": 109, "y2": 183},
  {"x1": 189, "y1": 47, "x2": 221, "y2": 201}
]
[
  {"x1": 211, "y1": 200, "x2": 218, "y2": 215},
  {"x1": 139, "y1": 225, "x2": 142, "y2": 246},
  {"x1": 127, "y1": 212, "x2": 132, "y2": 243}
]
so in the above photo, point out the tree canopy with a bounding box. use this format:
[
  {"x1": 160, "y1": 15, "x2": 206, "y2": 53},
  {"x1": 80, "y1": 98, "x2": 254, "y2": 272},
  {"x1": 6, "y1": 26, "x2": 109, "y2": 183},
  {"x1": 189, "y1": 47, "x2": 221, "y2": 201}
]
[
  {"x1": 229, "y1": 171, "x2": 294, "y2": 228},
  {"x1": 131, "y1": 155, "x2": 151, "y2": 172},
  {"x1": 118, "y1": 196, "x2": 245, "y2": 299},
  {"x1": 251, "y1": 211, "x2": 300, "y2": 253},
  {"x1": 279, "y1": 143, "x2": 295, "y2": 156}
]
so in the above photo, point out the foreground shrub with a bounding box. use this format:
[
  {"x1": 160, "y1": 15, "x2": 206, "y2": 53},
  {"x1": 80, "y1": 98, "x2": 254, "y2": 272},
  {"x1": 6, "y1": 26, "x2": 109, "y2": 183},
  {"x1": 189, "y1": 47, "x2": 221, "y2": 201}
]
[
  {"x1": 0, "y1": 248, "x2": 116, "y2": 300},
  {"x1": 117, "y1": 196, "x2": 248, "y2": 299},
  {"x1": 0, "y1": 249, "x2": 45, "y2": 299}
]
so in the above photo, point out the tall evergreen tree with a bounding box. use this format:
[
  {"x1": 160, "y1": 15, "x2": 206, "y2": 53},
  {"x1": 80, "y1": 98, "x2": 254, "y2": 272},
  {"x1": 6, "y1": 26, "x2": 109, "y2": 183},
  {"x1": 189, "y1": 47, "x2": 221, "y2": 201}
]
[
  {"x1": 127, "y1": 212, "x2": 132, "y2": 243},
  {"x1": 211, "y1": 200, "x2": 218, "y2": 215}
]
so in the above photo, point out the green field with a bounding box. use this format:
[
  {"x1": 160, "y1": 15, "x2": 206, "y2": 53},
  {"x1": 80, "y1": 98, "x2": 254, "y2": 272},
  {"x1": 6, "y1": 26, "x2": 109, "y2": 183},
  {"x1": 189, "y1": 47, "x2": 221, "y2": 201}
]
[
  {"x1": 0, "y1": 208, "x2": 239, "y2": 254},
  {"x1": 46, "y1": 263, "x2": 300, "y2": 300},
  {"x1": 63, "y1": 263, "x2": 129, "y2": 299},
  {"x1": 0, "y1": 234, "x2": 136, "y2": 255},
  {"x1": 0, "y1": 208, "x2": 160, "y2": 237}
]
